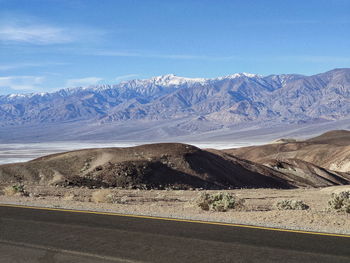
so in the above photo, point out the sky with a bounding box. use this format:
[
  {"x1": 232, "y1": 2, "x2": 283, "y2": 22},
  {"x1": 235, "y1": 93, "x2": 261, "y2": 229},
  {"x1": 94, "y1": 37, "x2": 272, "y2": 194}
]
[{"x1": 0, "y1": 0, "x2": 349, "y2": 94}]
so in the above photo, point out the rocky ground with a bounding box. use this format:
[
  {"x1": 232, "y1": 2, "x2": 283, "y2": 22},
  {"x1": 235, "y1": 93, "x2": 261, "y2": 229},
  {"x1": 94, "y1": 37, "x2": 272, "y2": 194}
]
[{"x1": 1, "y1": 184, "x2": 349, "y2": 235}]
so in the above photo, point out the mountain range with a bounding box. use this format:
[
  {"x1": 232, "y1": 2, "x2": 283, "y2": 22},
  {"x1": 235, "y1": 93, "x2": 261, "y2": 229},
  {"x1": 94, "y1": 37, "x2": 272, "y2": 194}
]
[{"x1": 1, "y1": 68, "x2": 350, "y2": 142}]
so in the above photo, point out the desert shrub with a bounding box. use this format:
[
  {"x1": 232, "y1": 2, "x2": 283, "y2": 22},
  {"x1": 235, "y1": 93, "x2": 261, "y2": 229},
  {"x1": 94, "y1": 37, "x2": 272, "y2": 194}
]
[
  {"x1": 3, "y1": 186, "x2": 17, "y2": 196},
  {"x1": 196, "y1": 192, "x2": 244, "y2": 212},
  {"x1": 328, "y1": 191, "x2": 350, "y2": 213},
  {"x1": 62, "y1": 192, "x2": 76, "y2": 201},
  {"x1": 13, "y1": 184, "x2": 25, "y2": 193},
  {"x1": 275, "y1": 199, "x2": 309, "y2": 210},
  {"x1": 91, "y1": 189, "x2": 115, "y2": 203},
  {"x1": 49, "y1": 173, "x2": 65, "y2": 186},
  {"x1": 2, "y1": 184, "x2": 26, "y2": 196}
]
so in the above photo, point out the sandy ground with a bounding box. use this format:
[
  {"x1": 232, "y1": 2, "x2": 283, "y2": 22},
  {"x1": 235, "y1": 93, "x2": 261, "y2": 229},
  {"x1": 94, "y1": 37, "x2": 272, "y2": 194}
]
[{"x1": 0, "y1": 184, "x2": 349, "y2": 235}]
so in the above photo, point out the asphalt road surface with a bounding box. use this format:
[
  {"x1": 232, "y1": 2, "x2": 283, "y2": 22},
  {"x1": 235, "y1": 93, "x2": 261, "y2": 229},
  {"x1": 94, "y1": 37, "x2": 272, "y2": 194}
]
[{"x1": 0, "y1": 205, "x2": 349, "y2": 263}]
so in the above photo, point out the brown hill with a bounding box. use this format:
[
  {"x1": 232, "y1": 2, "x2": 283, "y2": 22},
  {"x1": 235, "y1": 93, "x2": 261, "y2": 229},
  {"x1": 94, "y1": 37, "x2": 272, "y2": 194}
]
[
  {"x1": 0, "y1": 143, "x2": 295, "y2": 190},
  {"x1": 223, "y1": 130, "x2": 350, "y2": 173},
  {"x1": 263, "y1": 159, "x2": 350, "y2": 187},
  {"x1": 305, "y1": 130, "x2": 350, "y2": 146},
  {"x1": 1, "y1": 142, "x2": 349, "y2": 190}
]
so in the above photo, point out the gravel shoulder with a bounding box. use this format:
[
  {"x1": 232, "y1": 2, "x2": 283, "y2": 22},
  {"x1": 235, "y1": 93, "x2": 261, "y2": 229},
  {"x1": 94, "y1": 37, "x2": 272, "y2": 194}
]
[{"x1": 0, "y1": 184, "x2": 349, "y2": 235}]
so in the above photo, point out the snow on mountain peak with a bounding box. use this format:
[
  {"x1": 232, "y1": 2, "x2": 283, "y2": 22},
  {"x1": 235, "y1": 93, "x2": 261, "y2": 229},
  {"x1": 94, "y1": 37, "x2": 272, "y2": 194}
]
[
  {"x1": 110, "y1": 72, "x2": 264, "y2": 90},
  {"x1": 5, "y1": 92, "x2": 48, "y2": 99},
  {"x1": 224, "y1": 72, "x2": 262, "y2": 79},
  {"x1": 150, "y1": 74, "x2": 207, "y2": 86}
]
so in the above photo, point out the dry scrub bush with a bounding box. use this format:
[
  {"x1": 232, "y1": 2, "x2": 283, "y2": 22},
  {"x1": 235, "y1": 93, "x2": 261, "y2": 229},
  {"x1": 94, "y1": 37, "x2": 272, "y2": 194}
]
[
  {"x1": 3, "y1": 186, "x2": 17, "y2": 196},
  {"x1": 91, "y1": 189, "x2": 127, "y2": 204},
  {"x1": 91, "y1": 189, "x2": 115, "y2": 203},
  {"x1": 2, "y1": 184, "x2": 26, "y2": 196},
  {"x1": 196, "y1": 192, "x2": 244, "y2": 212},
  {"x1": 275, "y1": 199, "x2": 309, "y2": 210},
  {"x1": 62, "y1": 192, "x2": 76, "y2": 201},
  {"x1": 328, "y1": 191, "x2": 350, "y2": 213}
]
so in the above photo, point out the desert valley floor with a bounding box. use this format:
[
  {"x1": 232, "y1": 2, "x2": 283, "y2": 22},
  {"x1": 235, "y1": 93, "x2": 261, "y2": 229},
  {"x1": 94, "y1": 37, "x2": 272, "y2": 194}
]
[
  {"x1": 1, "y1": 130, "x2": 350, "y2": 235},
  {"x1": 1, "y1": 185, "x2": 349, "y2": 235}
]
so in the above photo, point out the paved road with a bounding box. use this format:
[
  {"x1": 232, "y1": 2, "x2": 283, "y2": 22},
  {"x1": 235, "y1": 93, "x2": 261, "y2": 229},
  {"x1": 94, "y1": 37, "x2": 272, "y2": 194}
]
[{"x1": 0, "y1": 205, "x2": 349, "y2": 263}]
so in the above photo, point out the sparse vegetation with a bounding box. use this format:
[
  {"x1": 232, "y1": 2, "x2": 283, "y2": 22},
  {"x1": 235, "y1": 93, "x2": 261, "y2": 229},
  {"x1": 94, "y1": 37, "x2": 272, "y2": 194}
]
[
  {"x1": 63, "y1": 192, "x2": 76, "y2": 201},
  {"x1": 91, "y1": 189, "x2": 128, "y2": 204},
  {"x1": 3, "y1": 186, "x2": 16, "y2": 196},
  {"x1": 2, "y1": 184, "x2": 27, "y2": 196},
  {"x1": 91, "y1": 189, "x2": 115, "y2": 203},
  {"x1": 328, "y1": 191, "x2": 350, "y2": 213},
  {"x1": 196, "y1": 192, "x2": 244, "y2": 212},
  {"x1": 1, "y1": 184, "x2": 350, "y2": 234},
  {"x1": 275, "y1": 199, "x2": 309, "y2": 210}
]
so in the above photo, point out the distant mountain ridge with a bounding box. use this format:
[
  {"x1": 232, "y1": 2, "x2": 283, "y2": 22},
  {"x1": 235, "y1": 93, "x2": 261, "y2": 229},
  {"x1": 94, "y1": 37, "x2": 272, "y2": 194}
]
[{"x1": 1, "y1": 68, "x2": 350, "y2": 141}]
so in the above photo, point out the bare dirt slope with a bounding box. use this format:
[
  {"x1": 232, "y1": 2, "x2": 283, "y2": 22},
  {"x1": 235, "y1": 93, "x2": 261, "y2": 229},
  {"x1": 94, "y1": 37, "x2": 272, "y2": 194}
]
[
  {"x1": 306, "y1": 130, "x2": 350, "y2": 146},
  {"x1": 263, "y1": 159, "x2": 350, "y2": 187},
  {"x1": 0, "y1": 143, "x2": 294, "y2": 189},
  {"x1": 1, "y1": 142, "x2": 349, "y2": 189},
  {"x1": 224, "y1": 130, "x2": 350, "y2": 173}
]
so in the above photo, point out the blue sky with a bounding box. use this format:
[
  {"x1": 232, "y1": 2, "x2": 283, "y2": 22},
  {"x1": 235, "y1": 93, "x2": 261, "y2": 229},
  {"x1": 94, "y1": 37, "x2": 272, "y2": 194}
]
[{"x1": 0, "y1": 0, "x2": 349, "y2": 94}]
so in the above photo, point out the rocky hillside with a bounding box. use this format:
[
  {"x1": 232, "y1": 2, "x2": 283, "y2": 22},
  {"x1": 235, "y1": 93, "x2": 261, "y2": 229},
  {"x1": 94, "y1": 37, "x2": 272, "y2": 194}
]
[
  {"x1": 224, "y1": 130, "x2": 350, "y2": 174},
  {"x1": 263, "y1": 158, "x2": 350, "y2": 187},
  {"x1": 1, "y1": 143, "x2": 349, "y2": 189},
  {"x1": 0, "y1": 69, "x2": 350, "y2": 141}
]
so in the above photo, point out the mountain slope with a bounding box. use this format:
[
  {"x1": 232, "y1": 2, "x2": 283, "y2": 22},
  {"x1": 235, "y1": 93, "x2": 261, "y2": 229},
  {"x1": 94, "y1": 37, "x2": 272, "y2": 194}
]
[
  {"x1": 1, "y1": 68, "x2": 350, "y2": 141},
  {"x1": 1, "y1": 143, "x2": 349, "y2": 189},
  {"x1": 263, "y1": 158, "x2": 350, "y2": 187},
  {"x1": 223, "y1": 130, "x2": 350, "y2": 173},
  {"x1": 0, "y1": 143, "x2": 293, "y2": 189}
]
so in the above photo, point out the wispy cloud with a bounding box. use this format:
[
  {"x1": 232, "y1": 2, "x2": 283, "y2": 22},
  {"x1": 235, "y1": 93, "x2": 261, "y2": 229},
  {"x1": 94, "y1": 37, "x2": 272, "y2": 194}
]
[
  {"x1": 0, "y1": 17, "x2": 105, "y2": 45},
  {"x1": 0, "y1": 62, "x2": 67, "y2": 71},
  {"x1": 0, "y1": 75, "x2": 44, "y2": 91},
  {"x1": 95, "y1": 52, "x2": 350, "y2": 64},
  {"x1": 115, "y1": 74, "x2": 139, "y2": 81},
  {"x1": 90, "y1": 50, "x2": 237, "y2": 61},
  {"x1": 0, "y1": 24, "x2": 73, "y2": 44},
  {"x1": 66, "y1": 77, "x2": 103, "y2": 88}
]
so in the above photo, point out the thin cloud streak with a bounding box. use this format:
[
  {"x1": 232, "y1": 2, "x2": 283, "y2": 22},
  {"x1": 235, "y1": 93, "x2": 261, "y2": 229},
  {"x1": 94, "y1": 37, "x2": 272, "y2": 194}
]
[
  {"x1": 90, "y1": 50, "x2": 237, "y2": 61},
  {"x1": 115, "y1": 74, "x2": 139, "y2": 81},
  {"x1": 0, "y1": 24, "x2": 73, "y2": 44},
  {"x1": 90, "y1": 50, "x2": 350, "y2": 64},
  {"x1": 66, "y1": 77, "x2": 103, "y2": 88},
  {"x1": 0, "y1": 62, "x2": 68, "y2": 71},
  {"x1": 0, "y1": 75, "x2": 45, "y2": 91},
  {"x1": 0, "y1": 16, "x2": 106, "y2": 45}
]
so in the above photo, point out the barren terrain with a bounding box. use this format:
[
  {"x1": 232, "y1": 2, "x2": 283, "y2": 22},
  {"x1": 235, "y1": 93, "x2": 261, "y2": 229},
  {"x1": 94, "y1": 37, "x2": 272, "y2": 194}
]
[
  {"x1": 0, "y1": 184, "x2": 349, "y2": 235},
  {"x1": 1, "y1": 141, "x2": 349, "y2": 190},
  {"x1": 225, "y1": 130, "x2": 350, "y2": 173},
  {"x1": 0, "y1": 130, "x2": 349, "y2": 235}
]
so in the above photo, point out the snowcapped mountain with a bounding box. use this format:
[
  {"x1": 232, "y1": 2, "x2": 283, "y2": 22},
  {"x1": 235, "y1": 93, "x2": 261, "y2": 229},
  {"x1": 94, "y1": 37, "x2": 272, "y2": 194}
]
[{"x1": 1, "y1": 68, "x2": 350, "y2": 141}]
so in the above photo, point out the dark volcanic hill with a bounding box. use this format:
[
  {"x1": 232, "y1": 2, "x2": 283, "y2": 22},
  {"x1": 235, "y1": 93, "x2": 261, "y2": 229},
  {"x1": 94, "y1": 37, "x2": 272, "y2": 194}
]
[
  {"x1": 0, "y1": 143, "x2": 293, "y2": 189},
  {"x1": 1, "y1": 143, "x2": 349, "y2": 189},
  {"x1": 1, "y1": 68, "x2": 350, "y2": 142}
]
